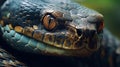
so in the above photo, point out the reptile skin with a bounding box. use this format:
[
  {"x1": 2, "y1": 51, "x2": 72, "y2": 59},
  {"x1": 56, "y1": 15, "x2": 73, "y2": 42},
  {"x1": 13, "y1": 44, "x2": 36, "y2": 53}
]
[{"x1": 0, "y1": 0, "x2": 120, "y2": 67}]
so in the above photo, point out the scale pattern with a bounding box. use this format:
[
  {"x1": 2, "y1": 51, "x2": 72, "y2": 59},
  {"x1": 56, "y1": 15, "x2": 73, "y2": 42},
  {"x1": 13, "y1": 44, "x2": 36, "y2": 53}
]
[{"x1": 0, "y1": 0, "x2": 120, "y2": 67}]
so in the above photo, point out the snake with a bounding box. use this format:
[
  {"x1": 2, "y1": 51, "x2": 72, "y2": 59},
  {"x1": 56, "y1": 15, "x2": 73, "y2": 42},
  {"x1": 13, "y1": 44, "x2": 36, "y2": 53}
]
[{"x1": 0, "y1": 0, "x2": 120, "y2": 67}]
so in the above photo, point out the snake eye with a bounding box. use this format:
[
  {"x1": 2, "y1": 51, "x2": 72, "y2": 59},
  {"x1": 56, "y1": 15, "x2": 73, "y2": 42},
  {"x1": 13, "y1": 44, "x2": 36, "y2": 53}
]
[{"x1": 42, "y1": 14, "x2": 57, "y2": 30}]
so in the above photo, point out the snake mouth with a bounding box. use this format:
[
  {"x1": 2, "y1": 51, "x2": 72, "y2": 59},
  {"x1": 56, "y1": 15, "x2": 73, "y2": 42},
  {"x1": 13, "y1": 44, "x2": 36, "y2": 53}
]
[
  {"x1": 42, "y1": 32, "x2": 100, "y2": 51},
  {"x1": 0, "y1": 24, "x2": 101, "y2": 56},
  {"x1": 12, "y1": 25, "x2": 100, "y2": 51}
]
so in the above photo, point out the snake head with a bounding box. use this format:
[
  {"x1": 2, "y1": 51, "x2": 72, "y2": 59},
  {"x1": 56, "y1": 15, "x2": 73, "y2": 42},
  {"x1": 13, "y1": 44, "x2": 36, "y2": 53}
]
[{"x1": 0, "y1": 0, "x2": 104, "y2": 57}]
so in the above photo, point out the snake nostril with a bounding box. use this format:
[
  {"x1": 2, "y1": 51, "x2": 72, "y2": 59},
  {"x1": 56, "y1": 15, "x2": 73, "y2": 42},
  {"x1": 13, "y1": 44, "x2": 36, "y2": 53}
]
[{"x1": 76, "y1": 29, "x2": 82, "y2": 36}]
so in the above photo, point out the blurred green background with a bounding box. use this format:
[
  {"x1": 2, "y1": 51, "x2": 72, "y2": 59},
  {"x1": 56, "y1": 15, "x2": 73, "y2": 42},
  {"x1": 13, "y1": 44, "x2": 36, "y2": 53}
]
[{"x1": 75, "y1": 0, "x2": 120, "y2": 39}]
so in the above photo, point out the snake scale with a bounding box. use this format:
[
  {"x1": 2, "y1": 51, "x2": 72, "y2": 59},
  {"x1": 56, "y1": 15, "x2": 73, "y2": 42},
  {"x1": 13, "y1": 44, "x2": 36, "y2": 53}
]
[{"x1": 0, "y1": 0, "x2": 120, "y2": 67}]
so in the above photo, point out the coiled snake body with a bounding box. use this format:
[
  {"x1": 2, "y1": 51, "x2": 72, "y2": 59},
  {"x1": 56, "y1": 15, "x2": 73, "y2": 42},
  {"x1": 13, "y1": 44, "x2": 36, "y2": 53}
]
[{"x1": 0, "y1": 0, "x2": 120, "y2": 67}]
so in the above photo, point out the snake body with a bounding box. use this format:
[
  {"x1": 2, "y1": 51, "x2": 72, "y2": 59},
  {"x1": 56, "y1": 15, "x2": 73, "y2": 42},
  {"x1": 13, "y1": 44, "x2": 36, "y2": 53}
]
[{"x1": 0, "y1": 0, "x2": 120, "y2": 67}]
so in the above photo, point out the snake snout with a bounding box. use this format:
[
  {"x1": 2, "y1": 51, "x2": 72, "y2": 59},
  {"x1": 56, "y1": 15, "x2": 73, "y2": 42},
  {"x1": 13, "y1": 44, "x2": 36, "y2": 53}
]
[{"x1": 87, "y1": 14, "x2": 104, "y2": 34}]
